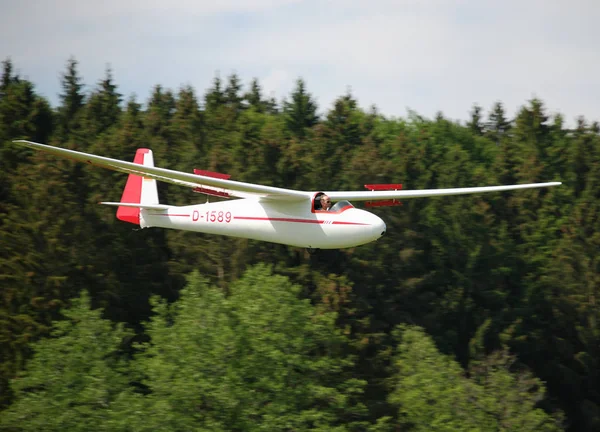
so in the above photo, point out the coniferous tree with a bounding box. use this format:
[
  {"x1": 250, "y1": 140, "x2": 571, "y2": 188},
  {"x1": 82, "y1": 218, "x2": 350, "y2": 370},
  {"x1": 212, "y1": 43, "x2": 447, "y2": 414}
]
[
  {"x1": 0, "y1": 73, "x2": 55, "y2": 408},
  {"x1": 56, "y1": 57, "x2": 86, "y2": 142},
  {"x1": 224, "y1": 73, "x2": 243, "y2": 114},
  {"x1": 467, "y1": 104, "x2": 484, "y2": 135},
  {"x1": 486, "y1": 101, "x2": 511, "y2": 144},
  {"x1": 283, "y1": 78, "x2": 318, "y2": 139},
  {"x1": 204, "y1": 75, "x2": 225, "y2": 112},
  {"x1": 245, "y1": 78, "x2": 261, "y2": 109},
  {"x1": 83, "y1": 66, "x2": 122, "y2": 137},
  {"x1": 1, "y1": 58, "x2": 18, "y2": 96}
]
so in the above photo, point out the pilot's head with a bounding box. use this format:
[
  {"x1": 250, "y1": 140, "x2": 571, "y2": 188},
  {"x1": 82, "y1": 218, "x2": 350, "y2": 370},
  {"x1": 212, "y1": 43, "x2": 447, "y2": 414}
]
[{"x1": 320, "y1": 194, "x2": 332, "y2": 210}]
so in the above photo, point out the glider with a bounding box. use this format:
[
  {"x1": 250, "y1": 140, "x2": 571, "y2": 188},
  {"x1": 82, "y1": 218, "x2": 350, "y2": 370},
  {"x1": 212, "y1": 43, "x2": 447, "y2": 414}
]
[{"x1": 13, "y1": 140, "x2": 561, "y2": 250}]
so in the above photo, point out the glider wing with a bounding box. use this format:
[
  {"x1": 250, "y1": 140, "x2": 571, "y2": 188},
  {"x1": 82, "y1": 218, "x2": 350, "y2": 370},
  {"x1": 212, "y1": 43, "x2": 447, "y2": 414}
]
[
  {"x1": 13, "y1": 140, "x2": 308, "y2": 201},
  {"x1": 325, "y1": 182, "x2": 561, "y2": 202}
]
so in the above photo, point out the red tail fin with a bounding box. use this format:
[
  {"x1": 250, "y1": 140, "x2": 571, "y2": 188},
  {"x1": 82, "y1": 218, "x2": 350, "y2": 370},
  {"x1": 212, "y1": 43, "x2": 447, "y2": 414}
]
[{"x1": 117, "y1": 149, "x2": 151, "y2": 225}]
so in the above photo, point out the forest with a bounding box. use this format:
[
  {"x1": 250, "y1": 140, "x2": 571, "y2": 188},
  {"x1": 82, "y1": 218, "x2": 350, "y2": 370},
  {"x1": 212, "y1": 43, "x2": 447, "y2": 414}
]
[{"x1": 0, "y1": 57, "x2": 598, "y2": 431}]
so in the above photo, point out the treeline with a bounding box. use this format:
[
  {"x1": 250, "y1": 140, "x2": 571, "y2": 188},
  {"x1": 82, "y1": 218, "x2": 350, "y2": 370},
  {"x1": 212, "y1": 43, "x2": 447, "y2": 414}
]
[{"x1": 0, "y1": 57, "x2": 598, "y2": 430}]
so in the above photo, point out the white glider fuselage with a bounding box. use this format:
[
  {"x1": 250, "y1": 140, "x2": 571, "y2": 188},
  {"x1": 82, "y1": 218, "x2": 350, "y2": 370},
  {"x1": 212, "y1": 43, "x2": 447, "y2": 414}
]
[{"x1": 141, "y1": 199, "x2": 386, "y2": 249}]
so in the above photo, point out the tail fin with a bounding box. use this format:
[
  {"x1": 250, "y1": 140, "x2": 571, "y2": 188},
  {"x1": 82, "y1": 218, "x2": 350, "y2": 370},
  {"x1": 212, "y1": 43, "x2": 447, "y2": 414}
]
[{"x1": 116, "y1": 148, "x2": 159, "y2": 225}]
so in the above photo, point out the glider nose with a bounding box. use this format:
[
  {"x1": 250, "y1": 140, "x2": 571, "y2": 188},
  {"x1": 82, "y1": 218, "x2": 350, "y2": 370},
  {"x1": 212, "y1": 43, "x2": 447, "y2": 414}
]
[
  {"x1": 362, "y1": 211, "x2": 385, "y2": 240},
  {"x1": 374, "y1": 215, "x2": 386, "y2": 237}
]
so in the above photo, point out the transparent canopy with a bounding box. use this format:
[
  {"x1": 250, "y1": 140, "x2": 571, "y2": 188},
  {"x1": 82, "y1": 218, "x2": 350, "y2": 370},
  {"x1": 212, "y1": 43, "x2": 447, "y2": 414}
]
[{"x1": 329, "y1": 200, "x2": 353, "y2": 212}]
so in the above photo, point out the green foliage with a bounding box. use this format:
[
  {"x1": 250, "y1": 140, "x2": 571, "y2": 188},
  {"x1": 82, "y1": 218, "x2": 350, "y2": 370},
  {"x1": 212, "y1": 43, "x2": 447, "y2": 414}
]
[
  {"x1": 130, "y1": 265, "x2": 368, "y2": 431},
  {"x1": 0, "y1": 291, "x2": 132, "y2": 431},
  {"x1": 283, "y1": 78, "x2": 318, "y2": 139},
  {"x1": 82, "y1": 66, "x2": 122, "y2": 137},
  {"x1": 56, "y1": 57, "x2": 86, "y2": 141},
  {"x1": 390, "y1": 325, "x2": 563, "y2": 431}
]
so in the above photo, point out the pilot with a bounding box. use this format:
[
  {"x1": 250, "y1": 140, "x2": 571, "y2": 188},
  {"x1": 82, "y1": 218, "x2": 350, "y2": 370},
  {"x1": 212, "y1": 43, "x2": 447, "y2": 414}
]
[{"x1": 320, "y1": 194, "x2": 332, "y2": 211}]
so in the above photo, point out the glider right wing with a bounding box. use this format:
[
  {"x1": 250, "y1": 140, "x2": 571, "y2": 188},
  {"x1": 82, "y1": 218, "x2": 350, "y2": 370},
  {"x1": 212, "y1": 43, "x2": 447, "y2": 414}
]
[
  {"x1": 13, "y1": 140, "x2": 309, "y2": 201},
  {"x1": 325, "y1": 182, "x2": 562, "y2": 201}
]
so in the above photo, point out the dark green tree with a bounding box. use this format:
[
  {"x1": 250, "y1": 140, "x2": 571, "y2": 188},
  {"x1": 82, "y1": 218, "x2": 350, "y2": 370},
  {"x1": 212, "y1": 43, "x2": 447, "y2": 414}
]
[
  {"x1": 224, "y1": 73, "x2": 243, "y2": 114},
  {"x1": 82, "y1": 66, "x2": 122, "y2": 137},
  {"x1": 486, "y1": 101, "x2": 511, "y2": 145},
  {"x1": 204, "y1": 75, "x2": 226, "y2": 112},
  {"x1": 389, "y1": 325, "x2": 563, "y2": 430},
  {"x1": 467, "y1": 104, "x2": 484, "y2": 135},
  {"x1": 56, "y1": 57, "x2": 86, "y2": 142},
  {"x1": 1, "y1": 58, "x2": 19, "y2": 94},
  {"x1": 0, "y1": 291, "x2": 132, "y2": 431},
  {"x1": 130, "y1": 265, "x2": 369, "y2": 431},
  {"x1": 283, "y1": 78, "x2": 318, "y2": 139}
]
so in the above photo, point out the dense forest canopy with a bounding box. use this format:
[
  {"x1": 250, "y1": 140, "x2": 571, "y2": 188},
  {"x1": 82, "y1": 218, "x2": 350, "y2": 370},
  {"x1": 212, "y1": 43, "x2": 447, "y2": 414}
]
[{"x1": 1, "y1": 57, "x2": 599, "y2": 431}]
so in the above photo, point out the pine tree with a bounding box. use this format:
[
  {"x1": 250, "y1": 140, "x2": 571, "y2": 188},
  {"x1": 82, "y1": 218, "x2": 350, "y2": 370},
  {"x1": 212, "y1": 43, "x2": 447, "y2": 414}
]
[
  {"x1": 283, "y1": 78, "x2": 318, "y2": 139},
  {"x1": 467, "y1": 104, "x2": 484, "y2": 135},
  {"x1": 1, "y1": 58, "x2": 19, "y2": 97},
  {"x1": 204, "y1": 75, "x2": 225, "y2": 112},
  {"x1": 224, "y1": 73, "x2": 243, "y2": 114},
  {"x1": 485, "y1": 101, "x2": 511, "y2": 145},
  {"x1": 57, "y1": 57, "x2": 86, "y2": 142},
  {"x1": 83, "y1": 66, "x2": 122, "y2": 137}
]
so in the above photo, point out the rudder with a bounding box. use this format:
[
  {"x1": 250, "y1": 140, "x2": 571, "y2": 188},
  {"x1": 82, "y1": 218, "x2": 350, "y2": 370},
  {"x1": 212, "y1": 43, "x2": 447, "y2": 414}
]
[{"x1": 117, "y1": 149, "x2": 159, "y2": 225}]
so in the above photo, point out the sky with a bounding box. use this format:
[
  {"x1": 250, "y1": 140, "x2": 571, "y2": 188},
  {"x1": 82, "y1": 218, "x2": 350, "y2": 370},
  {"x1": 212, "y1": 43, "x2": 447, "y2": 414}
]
[{"x1": 2, "y1": 0, "x2": 599, "y2": 126}]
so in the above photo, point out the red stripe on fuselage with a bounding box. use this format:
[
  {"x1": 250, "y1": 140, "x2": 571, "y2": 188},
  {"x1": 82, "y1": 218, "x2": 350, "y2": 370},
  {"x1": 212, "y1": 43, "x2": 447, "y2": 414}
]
[
  {"x1": 149, "y1": 214, "x2": 190, "y2": 217},
  {"x1": 234, "y1": 216, "x2": 369, "y2": 226}
]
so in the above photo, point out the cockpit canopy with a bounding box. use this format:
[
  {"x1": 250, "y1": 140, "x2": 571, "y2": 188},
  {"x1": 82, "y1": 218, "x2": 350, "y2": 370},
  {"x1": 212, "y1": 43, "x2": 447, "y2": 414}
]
[
  {"x1": 313, "y1": 192, "x2": 354, "y2": 213},
  {"x1": 329, "y1": 200, "x2": 353, "y2": 212}
]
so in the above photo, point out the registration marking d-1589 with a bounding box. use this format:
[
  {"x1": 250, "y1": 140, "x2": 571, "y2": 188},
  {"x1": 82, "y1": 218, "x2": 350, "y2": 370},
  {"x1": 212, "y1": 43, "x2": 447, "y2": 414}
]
[{"x1": 192, "y1": 210, "x2": 233, "y2": 223}]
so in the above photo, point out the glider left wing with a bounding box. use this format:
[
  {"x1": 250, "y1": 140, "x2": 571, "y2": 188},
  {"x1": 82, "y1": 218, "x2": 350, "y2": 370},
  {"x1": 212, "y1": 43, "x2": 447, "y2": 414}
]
[{"x1": 13, "y1": 140, "x2": 308, "y2": 201}]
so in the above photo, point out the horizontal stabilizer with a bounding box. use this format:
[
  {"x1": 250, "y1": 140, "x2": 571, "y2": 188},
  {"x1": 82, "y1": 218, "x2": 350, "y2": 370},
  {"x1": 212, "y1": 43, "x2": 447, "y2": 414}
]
[{"x1": 100, "y1": 202, "x2": 173, "y2": 210}]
